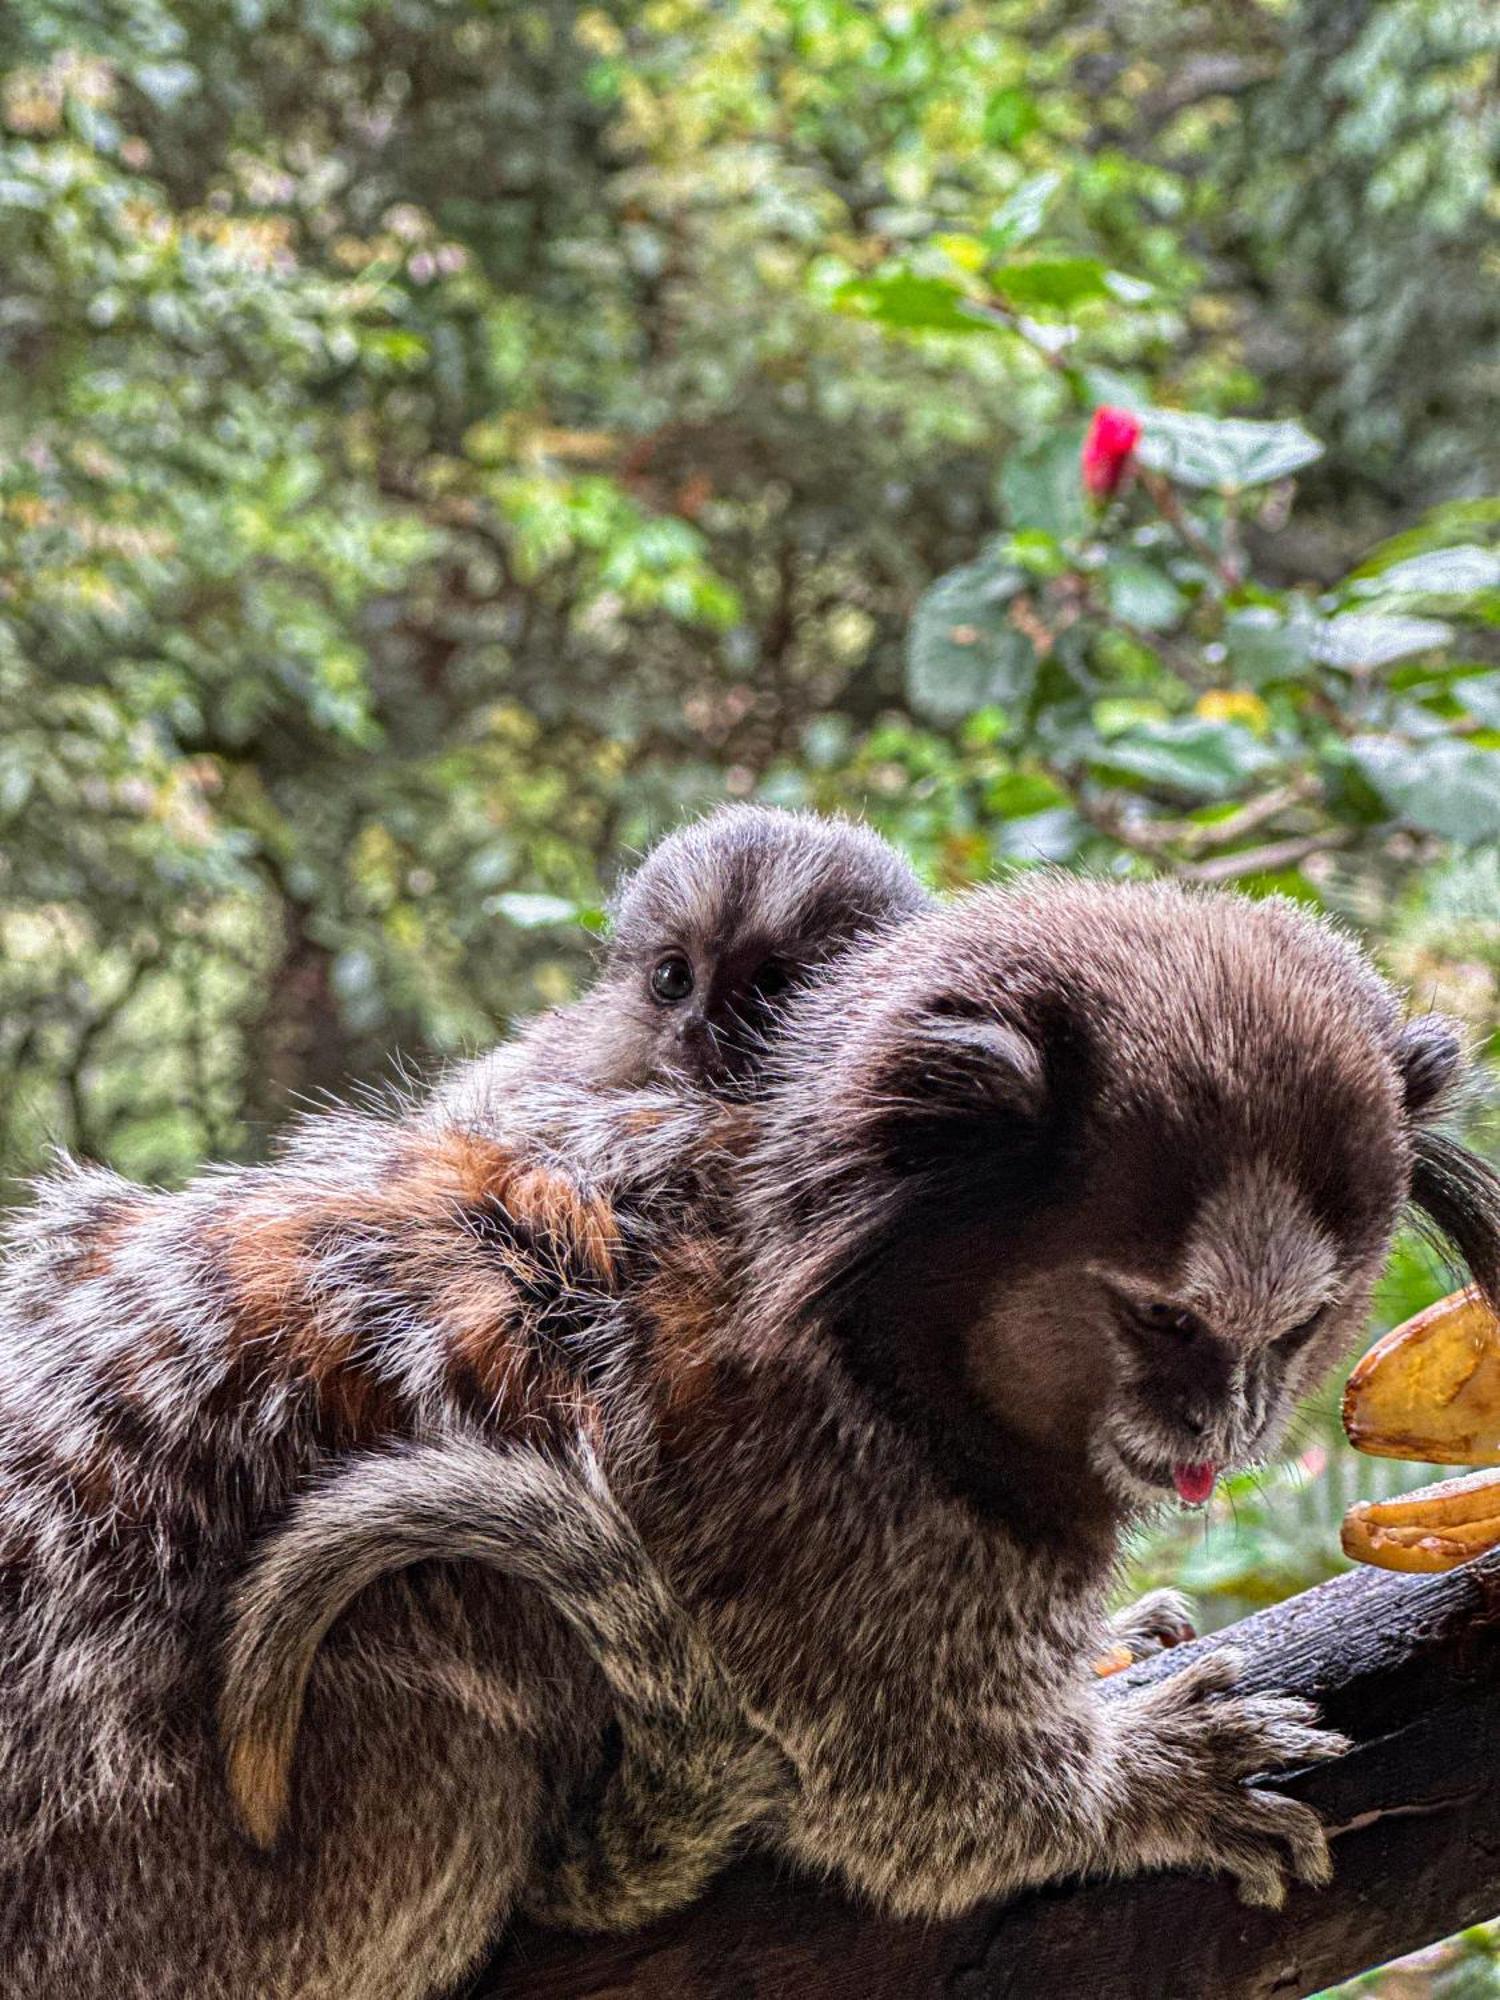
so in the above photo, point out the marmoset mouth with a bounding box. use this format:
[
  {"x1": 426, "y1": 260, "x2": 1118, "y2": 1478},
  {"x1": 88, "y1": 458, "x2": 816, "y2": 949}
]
[{"x1": 1103, "y1": 1433, "x2": 1220, "y2": 1507}]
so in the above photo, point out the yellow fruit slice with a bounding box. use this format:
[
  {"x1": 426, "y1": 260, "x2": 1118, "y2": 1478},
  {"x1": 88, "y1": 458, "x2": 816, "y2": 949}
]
[
  {"x1": 1342, "y1": 1467, "x2": 1500, "y2": 1573},
  {"x1": 1342, "y1": 1288, "x2": 1500, "y2": 1466}
]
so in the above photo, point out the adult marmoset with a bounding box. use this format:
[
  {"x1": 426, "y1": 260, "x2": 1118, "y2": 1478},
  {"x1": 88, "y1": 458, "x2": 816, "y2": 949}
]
[
  {"x1": 4, "y1": 875, "x2": 1496, "y2": 1997},
  {"x1": 244, "y1": 876, "x2": 1500, "y2": 1930}
]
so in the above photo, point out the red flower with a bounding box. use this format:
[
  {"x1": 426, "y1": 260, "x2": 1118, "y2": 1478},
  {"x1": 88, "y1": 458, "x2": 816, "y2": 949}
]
[{"x1": 1081, "y1": 406, "x2": 1142, "y2": 499}]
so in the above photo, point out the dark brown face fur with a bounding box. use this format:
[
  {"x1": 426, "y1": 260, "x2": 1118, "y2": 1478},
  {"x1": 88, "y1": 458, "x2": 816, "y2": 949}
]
[
  {"x1": 744, "y1": 875, "x2": 1498, "y2": 1554},
  {"x1": 570, "y1": 805, "x2": 931, "y2": 1093}
]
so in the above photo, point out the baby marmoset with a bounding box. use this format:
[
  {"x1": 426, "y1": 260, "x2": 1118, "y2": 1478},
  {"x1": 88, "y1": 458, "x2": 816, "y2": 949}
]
[
  {"x1": 0, "y1": 806, "x2": 929, "y2": 1998},
  {"x1": 437, "y1": 801, "x2": 932, "y2": 1151}
]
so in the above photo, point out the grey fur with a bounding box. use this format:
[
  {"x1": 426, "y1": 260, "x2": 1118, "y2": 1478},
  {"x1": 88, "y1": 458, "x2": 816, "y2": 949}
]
[
  {"x1": 221, "y1": 1436, "x2": 786, "y2": 1928},
  {"x1": 461, "y1": 801, "x2": 934, "y2": 1104}
]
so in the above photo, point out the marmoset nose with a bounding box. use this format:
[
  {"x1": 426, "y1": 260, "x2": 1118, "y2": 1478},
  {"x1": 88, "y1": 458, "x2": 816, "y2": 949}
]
[
  {"x1": 1172, "y1": 1397, "x2": 1208, "y2": 1440},
  {"x1": 677, "y1": 1014, "x2": 716, "y2": 1062}
]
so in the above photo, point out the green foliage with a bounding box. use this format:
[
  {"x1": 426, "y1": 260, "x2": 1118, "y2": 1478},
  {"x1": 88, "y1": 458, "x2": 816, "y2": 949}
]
[
  {"x1": 4, "y1": 0, "x2": 1495, "y2": 1182},
  {"x1": 2, "y1": 5, "x2": 1499, "y2": 1982}
]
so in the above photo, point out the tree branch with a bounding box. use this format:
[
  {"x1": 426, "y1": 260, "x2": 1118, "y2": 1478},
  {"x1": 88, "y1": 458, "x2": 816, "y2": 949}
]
[
  {"x1": 1176, "y1": 828, "x2": 1353, "y2": 882},
  {"x1": 479, "y1": 1553, "x2": 1500, "y2": 2000}
]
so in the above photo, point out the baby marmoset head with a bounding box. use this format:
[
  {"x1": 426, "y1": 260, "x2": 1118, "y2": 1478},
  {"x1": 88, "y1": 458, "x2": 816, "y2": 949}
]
[
  {"x1": 744, "y1": 873, "x2": 1500, "y2": 1542},
  {"x1": 565, "y1": 804, "x2": 932, "y2": 1094}
]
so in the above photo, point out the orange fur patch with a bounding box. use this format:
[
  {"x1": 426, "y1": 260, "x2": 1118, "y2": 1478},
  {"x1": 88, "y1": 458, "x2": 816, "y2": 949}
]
[
  {"x1": 218, "y1": 1198, "x2": 402, "y2": 1447},
  {"x1": 439, "y1": 1269, "x2": 532, "y2": 1420},
  {"x1": 207, "y1": 1130, "x2": 621, "y2": 1449},
  {"x1": 424, "y1": 1132, "x2": 619, "y2": 1283},
  {"x1": 74, "y1": 1197, "x2": 150, "y2": 1282},
  {"x1": 642, "y1": 1236, "x2": 726, "y2": 1448}
]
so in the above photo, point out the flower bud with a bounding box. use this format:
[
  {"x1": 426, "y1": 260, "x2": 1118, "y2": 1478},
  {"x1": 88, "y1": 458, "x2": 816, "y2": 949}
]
[{"x1": 1081, "y1": 406, "x2": 1142, "y2": 499}]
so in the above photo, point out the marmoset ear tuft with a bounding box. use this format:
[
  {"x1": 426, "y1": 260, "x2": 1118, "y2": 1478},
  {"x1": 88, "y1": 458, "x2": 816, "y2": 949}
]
[
  {"x1": 907, "y1": 1014, "x2": 1048, "y2": 1120},
  {"x1": 862, "y1": 1006, "x2": 1051, "y2": 1181},
  {"x1": 1397, "y1": 1014, "x2": 1464, "y2": 1119}
]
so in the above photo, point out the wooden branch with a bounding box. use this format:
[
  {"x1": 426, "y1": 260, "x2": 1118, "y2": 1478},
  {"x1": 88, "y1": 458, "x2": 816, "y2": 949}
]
[
  {"x1": 478, "y1": 1553, "x2": 1500, "y2": 2000},
  {"x1": 1177, "y1": 829, "x2": 1354, "y2": 883}
]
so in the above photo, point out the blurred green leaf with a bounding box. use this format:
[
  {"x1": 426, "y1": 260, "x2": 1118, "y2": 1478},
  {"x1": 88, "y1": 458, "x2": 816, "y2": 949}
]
[
  {"x1": 1348, "y1": 738, "x2": 1500, "y2": 842},
  {"x1": 989, "y1": 258, "x2": 1111, "y2": 312},
  {"x1": 983, "y1": 172, "x2": 1060, "y2": 252},
  {"x1": 997, "y1": 428, "x2": 1089, "y2": 542},
  {"x1": 1135, "y1": 410, "x2": 1324, "y2": 492},
  {"x1": 982, "y1": 89, "x2": 1040, "y2": 150},
  {"x1": 906, "y1": 555, "x2": 1034, "y2": 725},
  {"x1": 1089, "y1": 718, "x2": 1277, "y2": 799},
  {"x1": 833, "y1": 271, "x2": 987, "y2": 336},
  {"x1": 1315, "y1": 614, "x2": 1455, "y2": 670},
  {"x1": 1223, "y1": 604, "x2": 1318, "y2": 687},
  {"x1": 485, "y1": 892, "x2": 587, "y2": 930},
  {"x1": 1104, "y1": 556, "x2": 1187, "y2": 632},
  {"x1": 1352, "y1": 544, "x2": 1500, "y2": 599}
]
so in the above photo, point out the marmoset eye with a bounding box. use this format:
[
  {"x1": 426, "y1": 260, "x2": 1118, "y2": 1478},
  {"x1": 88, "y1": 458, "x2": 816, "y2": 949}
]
[
  {"x1": 650, "y1": 954, "x2": 695, "y2": 1003},
  {"x1": 1133, "y1": 1301, "x2": 1204, "y2": 1343},
  {"x1": 1278, "y1": 1311, "x2": 1323, "y2": 1354}
]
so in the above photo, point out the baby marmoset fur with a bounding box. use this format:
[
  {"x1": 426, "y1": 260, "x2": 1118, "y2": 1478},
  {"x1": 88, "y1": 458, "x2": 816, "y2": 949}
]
[
  {"x1": 5, "y1": 868, "x2": 1500, "y2": 1998},
  {"x1": 0, "y1": 805, "x2": 929, "y2": 1998},
  {"x1": 454, "y1": 799, "x2": 933, "y2": 1107}
]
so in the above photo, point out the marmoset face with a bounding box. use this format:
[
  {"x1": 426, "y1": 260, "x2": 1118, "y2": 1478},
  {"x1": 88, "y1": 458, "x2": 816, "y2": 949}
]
[
  {"x1": 583, "y1": 805, "x2": 931, "y2": 1094},
  {"x1": 745, "y1": 875, "x2": 1492, "y2": 1533}
]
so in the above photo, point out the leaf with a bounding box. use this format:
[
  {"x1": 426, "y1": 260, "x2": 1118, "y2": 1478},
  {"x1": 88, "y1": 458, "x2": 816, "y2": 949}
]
[
  {"x1": 992, "y1": 807, "x2": 1084, "y2": 862},
  {"x1": 1088, "y1": 718, "x2": 1277, "y2": 800},
  {"x1": 833, "y1": 272, "x2": 988, "y2": 336},
  {"x1": 983, "y1": 172, "x2": 1060, "y2": 252},
  {"x1": 1134, "y1": 411, "x2": 1324, "y2": 493},
  {"x1": 1223, "y1": 604, "x2": 1317, "y2": 687},
  {"x1": 1352, "y1": 502, "x2": 1500, "y2": 579},
  {"x1": 1347, "y1": 738, "x2": 1500, "y2": 844},
  {"x1": 989, "y1": 258, "x2": 1111, "y2": 312},
  {"x1": 983, "y1": 90, "x2": 1041, "y2": 149},
  {"x1": 1455, "y1": 671, "x2": 1500, "y2": 728},
  {"x1": 1104, "y1": 557, "x2": 1187, "y2": 632},
  {"x1": 997, "y1": 428, "x2": 1089, "y2": 543},
  {"x1": 133, "y1": 61, "x2": 200, "y2": 108},
  {"x1": 486, "y1": 892, "x2": 585, "y2": 928},
  {"x1": 1314, "y1": 614, "x2": 1453, "y2": 670},
  {"x1": 1351, "y1": 545, "x2": 1500, "y2": 598},
  {"x1": 906, "y1": 557, "x2": 1035, "y2": 725}
]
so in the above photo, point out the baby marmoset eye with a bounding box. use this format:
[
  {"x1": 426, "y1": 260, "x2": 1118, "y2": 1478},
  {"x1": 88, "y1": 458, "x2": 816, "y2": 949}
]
[
  {"x1": 592, "y1": 804, "x2": 932, "y2": 1091},
  {"x1": 649, "y1": 954, "x2": 695, "y2": 1004}
]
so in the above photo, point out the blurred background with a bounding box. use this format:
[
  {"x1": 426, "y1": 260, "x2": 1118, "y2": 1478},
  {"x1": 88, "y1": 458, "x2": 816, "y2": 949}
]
[{"x1": 1, "y1": 2, "x2": 1497, "y2": 1989}]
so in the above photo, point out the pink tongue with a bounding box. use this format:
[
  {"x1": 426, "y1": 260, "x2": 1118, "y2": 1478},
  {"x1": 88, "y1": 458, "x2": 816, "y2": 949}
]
[{"x1": 1173, "y1": 1462, "x2": 1217, "y2": 1506}]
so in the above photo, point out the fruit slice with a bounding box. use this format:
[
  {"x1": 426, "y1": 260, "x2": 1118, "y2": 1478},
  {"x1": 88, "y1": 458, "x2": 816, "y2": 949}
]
[
  {"x1": 1341, "y1": 1467, "x2": 1500, "y2": 1573},
  {"x1": 1342, "y1": 1288, "x2": 1500, "y2": 1466}
]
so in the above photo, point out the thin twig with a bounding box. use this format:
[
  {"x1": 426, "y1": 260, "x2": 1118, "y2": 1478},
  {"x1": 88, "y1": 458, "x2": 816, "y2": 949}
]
[
  {"x1": 1139, "y1": 468, "x2": 1242, "y2": 590},
  {"x1": 1177, "y1": 830, "x2": 1354, "y2": 883}
]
